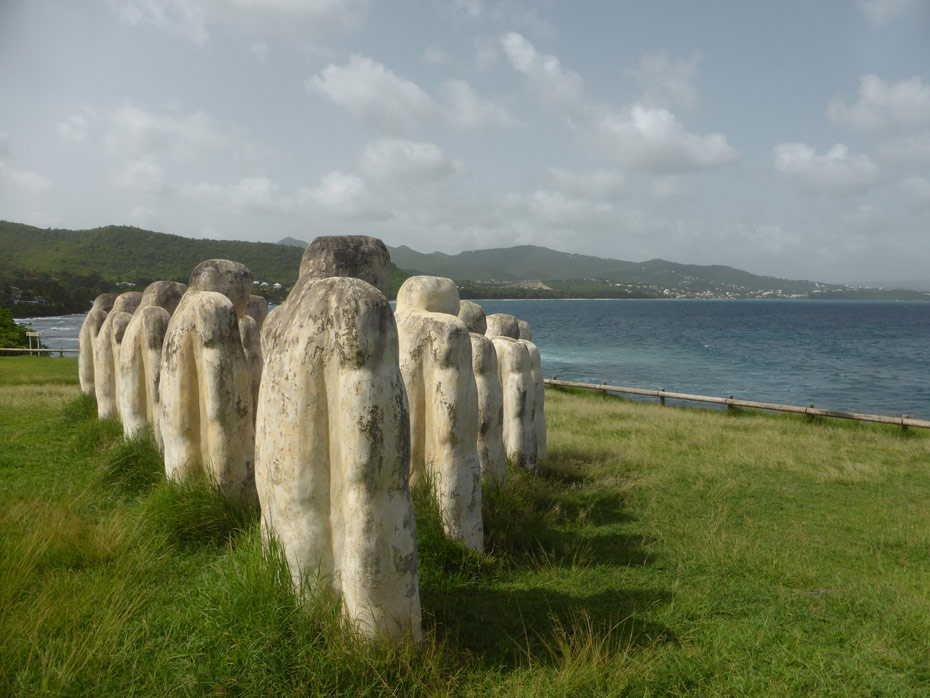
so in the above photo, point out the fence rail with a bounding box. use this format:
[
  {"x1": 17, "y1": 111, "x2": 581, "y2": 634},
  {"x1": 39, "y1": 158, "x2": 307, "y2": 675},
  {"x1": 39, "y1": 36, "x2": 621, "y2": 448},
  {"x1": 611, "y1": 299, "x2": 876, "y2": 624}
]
[
  {"x1": 0, "y1": 348, "x2": 79, "y2": 357},
  {"x1": 544, "y1": 378, "x2": 930, "y2": 430}
]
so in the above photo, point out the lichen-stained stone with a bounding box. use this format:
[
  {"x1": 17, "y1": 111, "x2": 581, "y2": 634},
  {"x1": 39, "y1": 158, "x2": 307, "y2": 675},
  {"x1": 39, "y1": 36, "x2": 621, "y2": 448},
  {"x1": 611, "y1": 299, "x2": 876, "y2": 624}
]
[
  {"x1": 525, "y1": 341, "x2": 547, "y2": 462},
  {"x1": 485, "y1": 313, "x2": 520, "y2": 340},
  {"x1": 93, "y1": 292, "x2": 142, "y2": 420},
  {"x1": 395, "y1": 275, "x2": 483, "y2": 552},
  {"x1": 299, "y1": 235, "x2": 391, "y2": 294},
  {"x1": 256, "y1": 236, "x2": 421, "y2": 642},
  {"x1": 246, "y1": 295, "x2": 269, "y2": 330},
  {"x1": 470, "y1": 333, "x2": 506, "y2": 485},
  {"x1": 79, "y1": 293, "x2": 116, "y2": 395},
  {"x1": 517, "y1": 319, "x2": 532, "y2": 341},
  {"x1": 458, "y1": 300, "x2": 488, "y2": 335},
  {"x1": 239, "y1": 314, "x2": 262, "y2": 424},
  {"x1": 490, "y1": 336, "x2": 537, "y2": 472},
  {"x1": 118, "y1": 281, "x2": 187, "y2": 443},
  {"x1": 160, "y1": 261, "x2": 255, "y2": 503}
]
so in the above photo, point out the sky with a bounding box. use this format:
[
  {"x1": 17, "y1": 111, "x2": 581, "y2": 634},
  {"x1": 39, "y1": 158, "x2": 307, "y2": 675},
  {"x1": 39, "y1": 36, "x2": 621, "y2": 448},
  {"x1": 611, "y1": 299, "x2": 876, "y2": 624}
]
[{"x1": 1, "y1": 0, "x2": 929, "y2": 285}]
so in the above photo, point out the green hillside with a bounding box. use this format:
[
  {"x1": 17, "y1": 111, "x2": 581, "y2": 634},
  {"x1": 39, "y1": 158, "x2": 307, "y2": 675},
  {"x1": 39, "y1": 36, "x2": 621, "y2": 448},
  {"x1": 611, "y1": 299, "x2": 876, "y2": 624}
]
[{"x1": 0, "y1": 221, "x2": 303, "y2": 284}]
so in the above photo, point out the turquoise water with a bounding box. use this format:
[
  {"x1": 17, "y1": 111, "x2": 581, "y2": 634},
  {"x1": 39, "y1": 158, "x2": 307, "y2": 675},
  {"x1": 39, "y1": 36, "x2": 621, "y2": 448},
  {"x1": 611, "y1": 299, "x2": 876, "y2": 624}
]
[
  {"x1": 21, "y1": 300, "x2": 930, "y2": 419},
  {"x1": 481, "y1": 299, "x2": 930, "y2": 420}
]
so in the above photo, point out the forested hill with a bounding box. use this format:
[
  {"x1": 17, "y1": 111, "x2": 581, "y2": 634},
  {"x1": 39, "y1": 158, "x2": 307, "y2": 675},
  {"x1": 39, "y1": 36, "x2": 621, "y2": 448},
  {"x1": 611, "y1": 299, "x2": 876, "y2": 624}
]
[
  {"x1": 385, "y1": 244, "x2": 831, "y2": 294},
  {"x1": 0, "y1": 221, "x2": 303, "y2": 284}
]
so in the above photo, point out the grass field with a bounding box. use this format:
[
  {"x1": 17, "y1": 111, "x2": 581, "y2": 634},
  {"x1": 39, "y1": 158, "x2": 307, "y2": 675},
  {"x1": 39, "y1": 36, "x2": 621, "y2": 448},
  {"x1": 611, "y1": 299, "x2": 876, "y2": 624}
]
[{"x1": 2, "y1": 356, "x2": 930, "y2": 696}]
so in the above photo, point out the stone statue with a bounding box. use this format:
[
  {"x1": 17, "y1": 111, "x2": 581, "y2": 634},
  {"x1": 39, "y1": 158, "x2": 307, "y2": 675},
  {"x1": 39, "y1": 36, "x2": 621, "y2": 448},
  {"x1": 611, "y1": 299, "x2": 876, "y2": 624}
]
[
  {"x1": 395, "y1": 275, "x2": 483, "y2": 552},
  {"x1": 517, "y1": 319, "x2": 532, "y2": 341},
  {"x1": 79, "y1": 293, "x2": 116, "y2": 396},
  {"x1": 93, "y1": 292, "x2": 142, "y2": 420},
  {"x1": 457, "y1": 300, "x2": 505, "y2": 484},
  {"x1": 255, "y1": 236, "x2": 421, "y2": 642},
  {"x1": 117, "y1": 281, "x2": 186, "y2": 445},
  {"x1": 159, "y1": 260, "x2": 256, "y2": 503},
  {"x1": 485, "y1": 313, "x2": 540, "y2": 472}
]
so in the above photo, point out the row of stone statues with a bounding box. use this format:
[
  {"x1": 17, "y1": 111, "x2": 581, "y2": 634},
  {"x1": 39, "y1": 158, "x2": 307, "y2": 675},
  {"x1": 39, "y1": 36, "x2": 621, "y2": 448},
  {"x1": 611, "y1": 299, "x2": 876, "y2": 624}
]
[{"x1": 77, "y1": 235, "x2": 546, "y2": 643}]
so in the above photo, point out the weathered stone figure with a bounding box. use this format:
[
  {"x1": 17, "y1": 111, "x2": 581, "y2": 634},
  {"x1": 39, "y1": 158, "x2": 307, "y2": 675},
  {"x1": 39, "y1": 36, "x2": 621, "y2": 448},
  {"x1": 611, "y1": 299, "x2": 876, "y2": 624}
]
[
  {"x1": 159, "y1": 260, "x2": 256, "y2": 503},
  {"x1": 458, "y1": 300, "x2": 505, "y2": 484},
  {"x1": 256, "y1": 236, "x2": 421, "y2": 642},
  {"x1": 485, "y1": 313, "x2": 538, "y2": 472},
  {"x1": 93, "y1": 292, "x2": 142, "y2": 420},
  {"x1": 246, "y1": 294, "x2": 269, "y2": 329},
  {"x1": 78, "y1": 293, "x2": 116, "y2": 396},
  {"x1": 395, "y1": 275, "x2": 483, "y2": 552},
  {"x1": 521, "y1": 321, "x2": 547, "y2": 462},
  {"x1": 117, "y1": 281, "x2": 186, "y2": 444},
  {"x1": 457, "y1": 300, "x2": 488, "y2": 336}
]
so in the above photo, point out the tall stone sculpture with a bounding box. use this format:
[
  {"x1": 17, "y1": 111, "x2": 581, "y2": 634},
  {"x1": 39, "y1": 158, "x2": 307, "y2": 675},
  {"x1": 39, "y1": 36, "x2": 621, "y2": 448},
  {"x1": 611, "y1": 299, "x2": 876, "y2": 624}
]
[
  {"x1": 93, "y1": 292, "x2": 142, "y2": 420},
  {"x1": 159, "y1": 260, "x2": 256, "y2": 504},
  {"x1": 485, "y1": 313, "x2": 538, "y2": 472},
  {"x1": 395, "y1": 275, "x2": 483, "y2": 552},
  {"x1": 117, "y1": 281, "x2": 186, "y2": 444},
  {"x1": 78, "y1": 293, "x2": 116, "y2": 396},
  {"x1": 246, "y1": 294, "x2": 269, "y2": 330},
  {"x1": 256, "y1": 236, "x2": 421, "y2": 642},
  {"x1": 458, "y1": 300, "x2": 505, "y2": 485},
  {"x1": 520, "y1": 320, "x2": 547, "y2": 462}
]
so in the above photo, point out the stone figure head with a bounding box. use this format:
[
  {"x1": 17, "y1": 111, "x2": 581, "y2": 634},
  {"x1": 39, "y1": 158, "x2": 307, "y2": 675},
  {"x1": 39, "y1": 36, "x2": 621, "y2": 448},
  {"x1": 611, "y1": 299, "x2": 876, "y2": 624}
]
[
  {"x1": 300, "y1": 236, "x2": 391, "y2": 295},
  {"x1": 188, "y1": 259, "x2": 253, "y2": 318},
  {"x1": 458, "y1": 300, "x2": 487, "y2": 334},
  {"x1": 140, "y1": 280, "x2": 187, "y2": 315},
  {"x1": 91, "y1": 294, "x2": 117, "y2": 313},
  {"x1": 517, "y1": 319, "x2": 532, "y2": 341},
  {"x1": 485, "y1": 313, "x2": 520, "y2": 339},
  {"x1": 395, "y1": 276, "x2": 460, "y2": 316},
  {"x1": 112, "y1": 291, "x2": 143, "y2": 316}
]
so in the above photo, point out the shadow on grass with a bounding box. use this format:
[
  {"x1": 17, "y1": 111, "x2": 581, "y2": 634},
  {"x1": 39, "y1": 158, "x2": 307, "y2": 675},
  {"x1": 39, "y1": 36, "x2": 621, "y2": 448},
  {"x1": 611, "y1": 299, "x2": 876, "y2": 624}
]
[{"x1": 422, "y1": 586, "x2": 674, "y2": 670}]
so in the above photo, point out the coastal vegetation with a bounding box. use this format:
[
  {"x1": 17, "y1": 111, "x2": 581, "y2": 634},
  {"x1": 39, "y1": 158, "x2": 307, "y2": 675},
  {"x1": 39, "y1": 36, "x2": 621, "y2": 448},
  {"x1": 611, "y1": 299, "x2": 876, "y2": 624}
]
[
  {"x1": 4, "y1": 221, "x2": 925, "y2": 317},
  {"x1": 3, "y1": 357, "x2": 929, "y2": 695}
]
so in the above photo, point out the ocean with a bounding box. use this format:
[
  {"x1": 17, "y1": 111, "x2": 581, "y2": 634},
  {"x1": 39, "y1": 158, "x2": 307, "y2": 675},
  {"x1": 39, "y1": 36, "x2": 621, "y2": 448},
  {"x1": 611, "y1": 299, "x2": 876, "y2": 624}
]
[{"x1": 18, "y1": 299, "x2": 930, "y2": 419}]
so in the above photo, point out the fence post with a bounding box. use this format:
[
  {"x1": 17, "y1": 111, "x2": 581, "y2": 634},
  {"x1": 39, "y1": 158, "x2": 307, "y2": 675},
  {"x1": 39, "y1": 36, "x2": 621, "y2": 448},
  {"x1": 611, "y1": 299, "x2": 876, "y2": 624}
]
[
  {"x1": 727, "y1": 395, "x2": 734, "y2": 411},
  {"x1": 659, "y1": 388, "x2": 665, "y2": 406}
]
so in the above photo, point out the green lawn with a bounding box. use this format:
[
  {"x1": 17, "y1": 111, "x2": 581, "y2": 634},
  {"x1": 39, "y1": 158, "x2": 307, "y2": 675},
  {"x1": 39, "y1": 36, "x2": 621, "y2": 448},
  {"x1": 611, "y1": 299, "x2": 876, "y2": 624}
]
[{"x1": 1, "y1": 357, "x2": 929, "y2": 696}]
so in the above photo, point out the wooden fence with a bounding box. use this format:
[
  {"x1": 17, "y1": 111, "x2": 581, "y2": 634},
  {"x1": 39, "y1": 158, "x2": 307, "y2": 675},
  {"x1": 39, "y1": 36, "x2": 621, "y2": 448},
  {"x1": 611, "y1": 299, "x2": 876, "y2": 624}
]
[
  {"x1": 0, "y1": 348, "x2": 79, "y2": 357},
  {"x1": 544, "y1": 378, "x2": 930, "y2": 430}
]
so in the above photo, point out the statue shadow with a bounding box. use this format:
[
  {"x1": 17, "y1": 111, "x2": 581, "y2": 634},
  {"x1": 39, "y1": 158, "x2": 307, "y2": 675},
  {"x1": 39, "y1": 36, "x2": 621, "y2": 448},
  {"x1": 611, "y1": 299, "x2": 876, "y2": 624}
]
[{"x1": 420, "y1": 456, "x2": 673, "y2": 670}]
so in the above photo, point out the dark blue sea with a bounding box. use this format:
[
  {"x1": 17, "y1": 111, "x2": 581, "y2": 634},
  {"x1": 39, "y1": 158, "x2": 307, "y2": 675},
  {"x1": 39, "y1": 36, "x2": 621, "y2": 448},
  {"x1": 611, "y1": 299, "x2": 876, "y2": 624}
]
[
  {"x1": 480, "y1": 299, "x2": 930, "y2": 420},
  {"x1": 20, "y1": 299, "x2": 930, "y2": 419}
]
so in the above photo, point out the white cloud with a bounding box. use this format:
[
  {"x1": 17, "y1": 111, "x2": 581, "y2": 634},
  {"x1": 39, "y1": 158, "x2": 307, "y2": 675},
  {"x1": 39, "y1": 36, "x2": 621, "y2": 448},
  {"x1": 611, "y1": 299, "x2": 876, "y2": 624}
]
[
  {"x1": 250, "y1": 41, "x2": 269, "y2": 62},
  {"x1": 306, "y1": 170, "x2": 387, "y2": 218},
  {"x1": 773, "y1": 143, "x2": 880, "y2": 194},
  {"x1": 422, "y1": 44, "x2": 451, "y2": 67},
  {"x1": 502, "y1": 33, "x2": 737, "y2": 173},
  {"x1": 308, "y1": 55, "x2": 516, "y2": 133},
  {"x1": 440, "y1": 80, "x2": 518, "y2": 129},
  {"x1": 108, "y1": 0, "x2": 368, "y2": 44},
  {"x1": 0, "y1": 130, "x2": 52, "y2": 195},
  {"x1": 453, "y1": 0, "x2": 484, "y2": 20},
  {"x1": 184, "y1": 176, "x2": 299, "y2": 213},
  {"x1": 501, "y1": 32, "x2": 584, "y2": 111},
  {"x1": 360, "y1": 139, "x2": 465, "y2": 183},
  {"x1": 307, "y1": 55, "x2": 440, "y2": 134},
  {"x1": 899, "y1": 176, "x2": 930, "y2": 205},
  {"x1": 828, "y1": 75, "x2": 930, "y2": 131},
  {"x1": 627, "y1": 52, "x2": 701, "y2": 112},
  {"x1": 583, "y1": 105, "x2": 737, "y2": 173},
  {"x1": 543, "y1": 167, "x2": 625, "y2": 200},
  {"x1": 877, "y1": 132, "x2": 930, "y2": 162},
  {"x1": 859, "y1": 0, "x2": 928, "y2": 25},
  {"x1": 112, "y1": 158, "x2": 168, "y2": 194},
  {"x1": 58, "y1": 114, "x2": 89, "y2": 144},
  {"x1": 107, "y1": 0, "x2": 209, "y2": 44},
  {"x1": 651, "y1": 175, "x2": 695, "y2": 200}
]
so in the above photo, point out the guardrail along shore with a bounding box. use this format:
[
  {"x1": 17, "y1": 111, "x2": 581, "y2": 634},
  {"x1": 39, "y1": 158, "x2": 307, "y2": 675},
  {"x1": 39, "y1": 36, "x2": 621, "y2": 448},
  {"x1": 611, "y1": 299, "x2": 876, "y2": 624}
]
[
  {"x1": 544, "y1": 378, "x2": 930, "y2": 430},
  {"x1": 0, "y1": 348, "x2": 79, "y2": 357}
]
